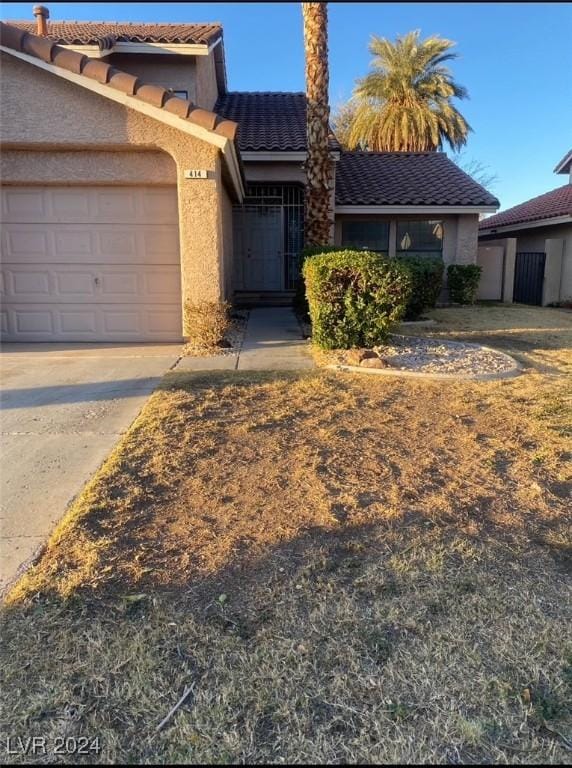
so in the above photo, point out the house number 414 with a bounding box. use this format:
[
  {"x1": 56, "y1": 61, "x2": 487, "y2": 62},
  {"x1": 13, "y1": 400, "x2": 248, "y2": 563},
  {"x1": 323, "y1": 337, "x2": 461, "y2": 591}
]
[{"x1": 184, "y1": 169, "x2": 208, "y2": 179}]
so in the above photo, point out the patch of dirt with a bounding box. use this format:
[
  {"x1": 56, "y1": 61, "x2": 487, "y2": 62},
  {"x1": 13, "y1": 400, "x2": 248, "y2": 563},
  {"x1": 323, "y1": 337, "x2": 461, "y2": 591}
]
[{"x1": 1, "y1": 306, "x2": 571, "y2": 765}]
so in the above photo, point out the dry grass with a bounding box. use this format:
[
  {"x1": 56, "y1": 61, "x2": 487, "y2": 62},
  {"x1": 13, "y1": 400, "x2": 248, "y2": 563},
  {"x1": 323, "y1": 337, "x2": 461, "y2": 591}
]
[{"x1": 1, "y1": 306, "x2": 571, "y2": 764}]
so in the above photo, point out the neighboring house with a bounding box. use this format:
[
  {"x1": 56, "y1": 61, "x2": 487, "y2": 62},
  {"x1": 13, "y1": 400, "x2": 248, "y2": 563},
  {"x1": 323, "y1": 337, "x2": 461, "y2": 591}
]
[
  {"x1": 0, "y1": 8, "x2": 499, "y2": 343},
  {"x1": 478, "y1": 151, "x2": 572, "y2": 306}
]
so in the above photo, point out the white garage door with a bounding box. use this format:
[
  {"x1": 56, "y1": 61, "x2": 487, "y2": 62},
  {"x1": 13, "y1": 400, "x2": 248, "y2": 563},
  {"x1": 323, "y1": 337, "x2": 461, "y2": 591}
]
[{"x1": 0, "y1": 186, "x2": 182, "y2": 342}]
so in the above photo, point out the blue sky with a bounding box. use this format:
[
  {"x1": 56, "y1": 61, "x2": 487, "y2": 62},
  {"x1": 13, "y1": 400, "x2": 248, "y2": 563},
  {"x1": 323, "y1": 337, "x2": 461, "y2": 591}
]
[{"x1": 3, "y1": 2, "x2": 571, "y2": 210}]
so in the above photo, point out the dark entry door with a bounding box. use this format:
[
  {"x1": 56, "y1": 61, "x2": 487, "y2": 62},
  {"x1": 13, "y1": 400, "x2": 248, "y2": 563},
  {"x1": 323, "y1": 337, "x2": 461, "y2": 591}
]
[
  {"x1": 234, "y1": 205, "x2": 283, "y2": 291},
  {"x1": 513, "y1": 252, "x2": 545, "y2": 305}
]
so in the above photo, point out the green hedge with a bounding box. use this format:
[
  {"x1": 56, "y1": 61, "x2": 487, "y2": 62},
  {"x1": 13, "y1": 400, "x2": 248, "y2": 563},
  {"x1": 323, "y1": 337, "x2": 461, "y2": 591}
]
[
  {"x1": 447, "y1": 264, "x2": 482, "y2": 304},
  {"x1": 302, "y1": 249, "x2": 412, "y2": 349},
  {"x1": 396, "y1": 254, "x2": 444, "y2": 320},
  {"x1": 295, "y1": 246, "x2": 346, "y2": 317}
]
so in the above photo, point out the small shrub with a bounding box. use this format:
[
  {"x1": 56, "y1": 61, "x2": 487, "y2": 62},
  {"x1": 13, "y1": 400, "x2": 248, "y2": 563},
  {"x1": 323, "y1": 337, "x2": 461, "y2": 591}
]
[
  {"x1": 183, "y1": 300, "x2": 231, "y2": 348},
  {"x1": 397, "y1": 254, "x2": 444, "y2": 319},
  {"x1": 447, "y1": 264, "x2": 482, "y2": 304},
  {"x1": 303, "y1": 249, "x2": 411, "y2": 349},
  {"x1": 295, "y1": 245, "x2": 346, "y2": 317}
]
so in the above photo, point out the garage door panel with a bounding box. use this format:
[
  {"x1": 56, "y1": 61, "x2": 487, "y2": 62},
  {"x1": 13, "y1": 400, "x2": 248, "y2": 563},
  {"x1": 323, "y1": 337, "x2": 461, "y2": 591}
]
[
  {"x1": 1, "y1": 185, "x2": 182, "y2": 342},
  {"x1": 2, "y1": 187, "x2": 178, "y2": 225},
  {"x1": 4, "y1": 303, "x2": 182, "y2": 341},
  {"x1": 2, "y1": 264, "x2": 181, "y2": 305},
  {"x1": 3, "y1": 223, "x2": 180, "y2": 265},
  {"x1": 2, "y1": 188, "x2": 47, "y2": 220}
]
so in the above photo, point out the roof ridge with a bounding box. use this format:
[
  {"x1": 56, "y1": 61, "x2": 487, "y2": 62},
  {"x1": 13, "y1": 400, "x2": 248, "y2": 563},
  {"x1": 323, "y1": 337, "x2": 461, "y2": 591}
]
[
  {"x1": 0, "y1": 20, "x2": 236, "y2": 141},
  {"x1": 6, "y1": 20, "x2": 222, "y2": 27}
]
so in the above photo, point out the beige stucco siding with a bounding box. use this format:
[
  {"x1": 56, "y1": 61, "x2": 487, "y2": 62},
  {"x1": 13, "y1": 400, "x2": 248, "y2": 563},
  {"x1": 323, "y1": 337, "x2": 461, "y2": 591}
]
[
  {"x1": 195, "y1": 53, "x2": 219, "y2": 111},
  {"x1": 0, "y1": 149, "x2": 176, "y2": 186},
  {"x1": 1, "y1": 52, "x2": 233, "y2": 328},
  {"x1": 103, "y1": 52, "x2": 198, "y2": 103},
  {"x1": 244, "y1": 162, "x2": 306, "y2": 185},
  {"x1": 220, "y1": 183, "x2": 234, "y2": 299}
]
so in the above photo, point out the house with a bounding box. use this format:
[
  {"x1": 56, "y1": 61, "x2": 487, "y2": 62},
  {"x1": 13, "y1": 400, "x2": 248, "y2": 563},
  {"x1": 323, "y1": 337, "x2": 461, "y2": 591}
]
[
  {"x1": 0, "y1": 7, "x2": 499, "y2": 343},
  {"x1": 477, "y1": 151, "x2": 572, "y2": 306}
]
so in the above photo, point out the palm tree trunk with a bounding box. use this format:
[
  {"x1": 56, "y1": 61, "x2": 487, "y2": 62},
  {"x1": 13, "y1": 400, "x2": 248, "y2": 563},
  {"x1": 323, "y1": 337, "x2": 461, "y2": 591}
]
[{"x1": 302, "y1": 2, "x2": 333, "y2": 247}]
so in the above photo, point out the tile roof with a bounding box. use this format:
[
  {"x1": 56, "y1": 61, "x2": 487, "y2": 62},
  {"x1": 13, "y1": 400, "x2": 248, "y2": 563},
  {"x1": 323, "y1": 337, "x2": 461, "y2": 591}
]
[
  {"x1": 0, "y1": 21, "x2": 237, "y2": 140},
  {"x1": 336, "y1": 151, "x2": 500, "y2": 207},
  {"x1": 7, "y1": 21, "x2": 222, "y2": 48},
  {"x1": 479, "y1": 184, "x2": 572, "y2": 230},
  {"x1": 214, "y1": 91, "x2": 341, "y2": 152}
]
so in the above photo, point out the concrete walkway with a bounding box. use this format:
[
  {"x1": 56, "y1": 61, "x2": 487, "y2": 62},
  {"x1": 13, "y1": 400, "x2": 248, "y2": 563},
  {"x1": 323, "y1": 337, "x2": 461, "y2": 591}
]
[
  {"x1": 176, "y1": 307, "x2": 314, "y2": 372},
  {"x1": 0, "y1": 343, "x2": 180, "y2": 594}
]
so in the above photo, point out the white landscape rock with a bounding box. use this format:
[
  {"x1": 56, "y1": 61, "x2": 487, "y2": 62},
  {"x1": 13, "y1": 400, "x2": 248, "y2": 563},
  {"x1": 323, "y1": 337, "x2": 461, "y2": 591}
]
[{"x1": 332, "y1": 334, "x2": 520, "y2": 380}]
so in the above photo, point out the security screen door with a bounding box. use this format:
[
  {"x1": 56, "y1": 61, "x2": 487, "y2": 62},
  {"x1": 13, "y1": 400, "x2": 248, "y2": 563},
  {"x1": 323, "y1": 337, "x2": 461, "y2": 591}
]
[{"x1": 240, "y1": 205, "x2": 283, "y2": 291}]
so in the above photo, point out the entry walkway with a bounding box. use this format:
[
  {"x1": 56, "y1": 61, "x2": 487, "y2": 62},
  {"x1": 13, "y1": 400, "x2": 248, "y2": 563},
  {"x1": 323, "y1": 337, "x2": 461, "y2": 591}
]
[{"x1": 176, "y1": 307, "x2": 315, "y2": 372}]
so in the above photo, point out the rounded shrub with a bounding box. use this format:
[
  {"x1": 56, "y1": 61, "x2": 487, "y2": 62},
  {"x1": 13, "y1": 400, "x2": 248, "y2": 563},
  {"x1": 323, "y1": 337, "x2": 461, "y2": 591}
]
[
  {"x1": 295, "y1": 245, "x2": 346, "y2": 317},
  {"x1": 447, "y1": 264, "x2": 482, "y2": 304},
  {"x1": 303, "y1": 249, "x2": 412, "y2": 349},
  {"x1": 396, "y1": 254, "x2": 444, "y2": 320}
]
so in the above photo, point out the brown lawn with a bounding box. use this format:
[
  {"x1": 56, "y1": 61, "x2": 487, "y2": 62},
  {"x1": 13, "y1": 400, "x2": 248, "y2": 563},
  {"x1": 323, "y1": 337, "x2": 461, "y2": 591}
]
[{"x1": 1, "y1": 305, "x2": 571, "y2": 764}]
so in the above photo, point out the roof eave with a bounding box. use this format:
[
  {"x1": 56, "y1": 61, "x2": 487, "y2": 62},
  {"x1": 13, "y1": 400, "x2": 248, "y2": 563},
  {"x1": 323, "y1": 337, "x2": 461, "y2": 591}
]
[
  {"x1": 335, "y1": 204, "x2": 499, "y2": 214},
  {"x1": 479, "y1": 213, "x2": 572, "y2": 235},
  {"x1": 554, "y1": 150, "x2": 572, "y2": 174}
]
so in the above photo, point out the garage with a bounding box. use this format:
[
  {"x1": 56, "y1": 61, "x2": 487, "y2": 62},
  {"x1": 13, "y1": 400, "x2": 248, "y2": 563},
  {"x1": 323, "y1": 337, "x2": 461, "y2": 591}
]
[{"x1": 0, "y1": 185, "x2": 183, "y2": 342}]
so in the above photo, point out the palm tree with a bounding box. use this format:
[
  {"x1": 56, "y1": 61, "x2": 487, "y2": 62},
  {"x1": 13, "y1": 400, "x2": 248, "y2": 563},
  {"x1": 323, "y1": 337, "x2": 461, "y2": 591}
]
[
  {"x1": 302, "y1": 2, "x2": 332, "y2": 246},
  {"x1": 347, "y1": 30, "x2": 471, "y2": 152}
]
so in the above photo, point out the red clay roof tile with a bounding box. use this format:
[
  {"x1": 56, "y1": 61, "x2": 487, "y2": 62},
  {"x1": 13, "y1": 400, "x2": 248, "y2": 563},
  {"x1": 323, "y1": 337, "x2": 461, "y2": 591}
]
[
  {"x1": 51, "y1": 46, "x2": 86, "y2": 74},
  {"x1": 7, "y1": 20, "x2": 222, "y2": 47},
  {"x1": 479, "y1": 184, "x2": 572, "y2": 229}
]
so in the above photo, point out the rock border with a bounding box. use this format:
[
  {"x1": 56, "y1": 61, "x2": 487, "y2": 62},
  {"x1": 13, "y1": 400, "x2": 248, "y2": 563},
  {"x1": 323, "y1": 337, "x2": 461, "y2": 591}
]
[{"x1": 327, "y1": 338, "x2": 522, "y2": 382}]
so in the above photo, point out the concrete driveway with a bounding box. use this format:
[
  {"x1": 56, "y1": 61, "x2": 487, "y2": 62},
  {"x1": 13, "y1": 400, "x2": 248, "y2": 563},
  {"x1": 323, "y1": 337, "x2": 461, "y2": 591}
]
[{"x1": 0, "y1": 343, "x2": 181, "y2": 594}]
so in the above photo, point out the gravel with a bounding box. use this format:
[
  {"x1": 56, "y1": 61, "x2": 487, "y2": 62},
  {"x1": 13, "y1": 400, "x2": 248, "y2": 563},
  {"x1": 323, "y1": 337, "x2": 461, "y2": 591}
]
[
  {"x1": 181, "y1": 311, "x2": 249, "y2": 358},
  {"x1": 334, "y1": 334, "x2": 518, "y2": 377}
]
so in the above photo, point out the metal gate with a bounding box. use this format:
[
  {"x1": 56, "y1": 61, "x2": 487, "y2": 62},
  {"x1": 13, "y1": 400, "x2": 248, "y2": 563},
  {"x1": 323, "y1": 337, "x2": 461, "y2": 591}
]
[{"x1": 513, "y1": 252, "x2": 545, "y2": 305}]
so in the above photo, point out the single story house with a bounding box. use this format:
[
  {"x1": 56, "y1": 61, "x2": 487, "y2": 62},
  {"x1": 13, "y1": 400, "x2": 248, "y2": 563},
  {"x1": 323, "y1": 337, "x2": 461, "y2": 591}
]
[
  {"x1": 477, "y1": 151, "x2": 572, "y2": 306},
  {"x1": 0, "y1": 8, "x2": 499, "y2": 342}
]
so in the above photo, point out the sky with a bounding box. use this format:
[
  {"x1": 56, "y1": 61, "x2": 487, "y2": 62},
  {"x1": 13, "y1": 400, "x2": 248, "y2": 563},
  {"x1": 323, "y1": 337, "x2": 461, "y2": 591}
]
[{"x1": 2, "y1": 1, "x2": 571, "y2": 211}]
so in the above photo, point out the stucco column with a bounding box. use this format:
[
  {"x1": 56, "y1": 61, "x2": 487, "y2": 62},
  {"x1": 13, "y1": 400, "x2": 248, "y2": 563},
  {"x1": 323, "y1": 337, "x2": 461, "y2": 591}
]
[
  {"x1": 455, "y1": 214, "x2": 479, "y2": 264},
  {"x1": 174, "y1": 149, "x2": 224, "y2": 332},
  {"x1": 502, "y1": 238, "x2": 517, "y2": 303},
  {"x1": 542, "y1": 239, "x2": 564, "y2": 306}
]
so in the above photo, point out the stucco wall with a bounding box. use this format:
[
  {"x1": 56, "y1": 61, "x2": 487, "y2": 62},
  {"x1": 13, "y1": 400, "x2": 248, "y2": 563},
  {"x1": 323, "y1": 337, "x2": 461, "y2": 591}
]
[
  {"x1": 0, "y1": 149, "x2": 176, "y2": 185},
  {"x1": 244, "y1": 162, "x2": 306, "y2": 185},
  {"x1": 1, "y1": 52, "x2": 231, "y2": 330},
  {"x1": 454, "y1": 215, "x2": 479, "y2": 265},
  {"x1": 103, "y1": 52, "x2": 197, "y2": 103},
  {"x1": 195, "y1": 53, "x2": 219, "y2": 111},
  {"x1": 480, "y1": 222, "x2": 572, "y2": 302},
  {"x1": 219, "y1": 182, "x2": 234, "y2": 300}
]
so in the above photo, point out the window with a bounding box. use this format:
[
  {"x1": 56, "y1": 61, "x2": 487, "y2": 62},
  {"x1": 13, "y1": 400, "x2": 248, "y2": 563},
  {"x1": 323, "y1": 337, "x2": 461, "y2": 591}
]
[
  {"x1": 341, "y1": 221, "x2": 389, "y2": 254},
  {"x1": 397, "y1": 220, "x2": 443, "y2": 258}
]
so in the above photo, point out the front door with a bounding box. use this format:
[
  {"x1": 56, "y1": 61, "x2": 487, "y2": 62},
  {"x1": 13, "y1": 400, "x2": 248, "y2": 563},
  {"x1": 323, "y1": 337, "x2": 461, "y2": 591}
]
[{"x1": 238, "y1": 205, "x2": 283, "y2": 291}]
